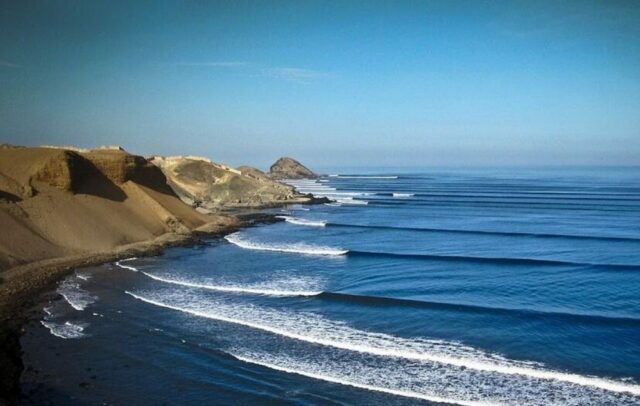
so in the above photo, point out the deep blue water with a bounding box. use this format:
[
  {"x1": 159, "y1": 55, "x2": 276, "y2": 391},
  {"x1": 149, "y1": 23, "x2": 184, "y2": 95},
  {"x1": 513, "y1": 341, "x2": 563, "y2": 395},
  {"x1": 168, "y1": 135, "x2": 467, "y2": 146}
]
[{"x1": 29, "y1": 168, "x2": 640, "y2": 405}]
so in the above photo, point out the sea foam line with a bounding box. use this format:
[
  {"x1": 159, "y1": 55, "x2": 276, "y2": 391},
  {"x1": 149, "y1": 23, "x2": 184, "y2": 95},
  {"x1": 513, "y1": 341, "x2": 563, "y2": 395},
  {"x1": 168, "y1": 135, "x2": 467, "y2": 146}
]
[
  {"x1": 41, "y1": 320, "x2": 86, "y2": 339},
  {"x1": 224, "y1": 232, "x2": 347, "y2": 256},
  {"x1": 124, "y1": 291, "x2": 640, "y2": 396},
  {"x1": 57, "y1": 279, "x2": 96, "y2": 311},
  {"x1": 141, "y1": 272, "x2": 322, "y2": 297},
  {"x1": 231, "y1": 353, "x2": 494, "y2": 406},
  {"x1": 330, "y1": 175, "x2": 398, "y2": 179},
  {"x1": 115, "y1": 258, "x2": 139, "y2": 272},
  {"x1": 276, "y1": 216, "x2": 327, "y2": 227}
]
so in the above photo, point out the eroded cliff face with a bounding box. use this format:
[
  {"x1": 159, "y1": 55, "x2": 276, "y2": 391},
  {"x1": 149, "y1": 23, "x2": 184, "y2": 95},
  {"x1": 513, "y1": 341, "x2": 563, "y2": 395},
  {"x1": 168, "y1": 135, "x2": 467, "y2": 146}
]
[
  {"x1": 151, "y1": 156, "x2": 306, "y2": 210},
  {"x1": 0, "y1": 146, "x2": 210, "y2": 271},
  {"x1": 268, "y1": 157, "x2": 318, "y2": 180}
]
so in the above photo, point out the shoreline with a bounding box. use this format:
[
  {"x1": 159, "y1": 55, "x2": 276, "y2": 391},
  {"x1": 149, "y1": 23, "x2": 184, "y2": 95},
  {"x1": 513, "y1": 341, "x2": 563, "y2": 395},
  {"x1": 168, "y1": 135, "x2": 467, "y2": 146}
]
[{"x1": 0, "y1": 210, "x2": 283, "y2": 404}]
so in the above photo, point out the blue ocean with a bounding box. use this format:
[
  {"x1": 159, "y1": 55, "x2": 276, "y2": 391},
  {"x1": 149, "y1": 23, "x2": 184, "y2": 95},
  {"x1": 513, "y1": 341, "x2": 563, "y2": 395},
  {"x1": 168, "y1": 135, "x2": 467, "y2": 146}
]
[{"x1": 26, "y1": 168, "x2": 640, "y2": 405}]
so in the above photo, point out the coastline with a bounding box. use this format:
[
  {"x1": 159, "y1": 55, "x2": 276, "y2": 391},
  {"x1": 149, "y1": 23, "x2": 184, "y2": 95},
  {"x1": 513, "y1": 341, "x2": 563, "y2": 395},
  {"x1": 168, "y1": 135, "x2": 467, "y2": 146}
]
[{"x1": 0, "y1": 210, "x2": 283, "y2": 404}]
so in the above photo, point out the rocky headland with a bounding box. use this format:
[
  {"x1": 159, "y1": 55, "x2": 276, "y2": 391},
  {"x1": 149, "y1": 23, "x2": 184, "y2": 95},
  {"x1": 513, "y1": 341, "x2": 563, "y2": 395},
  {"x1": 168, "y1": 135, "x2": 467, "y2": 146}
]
[{"x1": 150, "y1": 155, "x2": 316, "y2": 210}]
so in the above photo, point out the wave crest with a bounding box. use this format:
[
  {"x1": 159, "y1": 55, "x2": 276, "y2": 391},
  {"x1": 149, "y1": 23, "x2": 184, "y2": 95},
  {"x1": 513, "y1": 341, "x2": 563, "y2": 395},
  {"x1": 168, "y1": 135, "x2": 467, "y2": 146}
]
[
  {"x1": 224, "y1": 232, "x2": 347, "y2": 256},
  {"x1": 277, "y1": 216, "x2": 326, "y2": 227},
  {"x1": 141, "y1": 272, "x2": 322, "y2": 297},
  {"x1": 125, "y1": 290, "x2": 640, "y2": 398}
]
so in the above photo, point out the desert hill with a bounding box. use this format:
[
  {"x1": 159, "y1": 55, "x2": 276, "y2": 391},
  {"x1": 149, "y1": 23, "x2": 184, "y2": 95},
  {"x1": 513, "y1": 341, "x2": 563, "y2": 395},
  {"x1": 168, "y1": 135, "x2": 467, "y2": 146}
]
[
  {"x1": 0, "y1": 147, "x2": 222, "y2": 271},
  {"x1": 150, "y1": 156, "x2": 311, "y2": 209}
]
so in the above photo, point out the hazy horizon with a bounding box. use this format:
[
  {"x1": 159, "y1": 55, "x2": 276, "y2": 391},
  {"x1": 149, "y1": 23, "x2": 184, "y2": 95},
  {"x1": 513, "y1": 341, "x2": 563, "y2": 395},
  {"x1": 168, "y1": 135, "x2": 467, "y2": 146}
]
[{"x1": 1, "y1": 1, "x2": 639, "y2": 168}]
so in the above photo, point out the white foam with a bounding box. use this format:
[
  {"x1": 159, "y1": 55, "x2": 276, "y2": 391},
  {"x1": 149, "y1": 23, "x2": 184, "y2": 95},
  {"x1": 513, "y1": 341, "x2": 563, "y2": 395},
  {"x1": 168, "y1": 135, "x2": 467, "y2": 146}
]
[
  {"x1": 76, "y1": 273, "x2": 91, "y2": 281},
  {"x1": 231, "y1": 352, "x2": 492, "y2": 406},
  {"x1": 336, "y1": 198, "x2": 368, "y2": 205},
  {"x1": 393, "y1": 193, "x2": 414, "y2": 198},
  {"x1": 41, "y1": 320, "x2": 86, "y2": 339},
  {"x1": 141, "y1": 272, "x2": 322, "y2": 297},
  {"x1": 115, "y1": 258, "x2": 139, "y2": 272},
  {"x1": 57, "y1": 278, "x2": 96, "y2": 311},
  {"x1": 324, "y1": 202, "x2": 342, "y2": 207},
  {"x1": 332, "y1": 175, "x2": 398, "y2": 179},
  {"x1": 125, "y1": 290, "x2": 640, "y2": 398},
  {"x1": 277, "y1": 216, "x2": 326, "y2": 227},
  {"x1": 225, "y1": 232, "x2": 347, "y2": 256}
]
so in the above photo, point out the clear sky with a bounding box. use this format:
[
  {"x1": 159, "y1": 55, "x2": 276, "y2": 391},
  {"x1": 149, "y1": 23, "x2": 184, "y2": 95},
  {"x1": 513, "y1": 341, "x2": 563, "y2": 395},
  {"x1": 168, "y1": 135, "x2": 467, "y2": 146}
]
[{"x1": 1, "y1": 1, "x2": 639, "y2": 169}]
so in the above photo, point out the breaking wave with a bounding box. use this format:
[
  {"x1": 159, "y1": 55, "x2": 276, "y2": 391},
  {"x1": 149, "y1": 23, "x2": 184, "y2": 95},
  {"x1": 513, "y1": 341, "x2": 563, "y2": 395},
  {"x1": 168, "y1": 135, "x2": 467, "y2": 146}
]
[
  {"x1": 115, "y1": 257, "x2": 139, "y2": 272},
  {"x1": 277, "y1": 216, "x2": 327, "y2": 227},
  {"x1": 57, "y1": 278, "x2": 96, "y2": 311},
  {"x1": 126, "y1": 289, "x2": 640, "y2": 401},
  {"x1": 141, "y1": 272, "x2": 323, "y2": 297},
  {"x1": 41, "y1": 321, "x2": 86, "y2": 339},
  {"x1": 329, "y1": 175, "x2": 398, "y2": 179},
  {"x1": 225, "y1": 232, "x2": 347, "y2": 256}
]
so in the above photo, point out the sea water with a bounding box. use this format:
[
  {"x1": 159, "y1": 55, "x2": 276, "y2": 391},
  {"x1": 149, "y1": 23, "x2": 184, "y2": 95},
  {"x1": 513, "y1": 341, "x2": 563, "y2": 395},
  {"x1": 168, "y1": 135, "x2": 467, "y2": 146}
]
[{"x1": 27, "y1": 167, "x2": 640, "y2": 405}]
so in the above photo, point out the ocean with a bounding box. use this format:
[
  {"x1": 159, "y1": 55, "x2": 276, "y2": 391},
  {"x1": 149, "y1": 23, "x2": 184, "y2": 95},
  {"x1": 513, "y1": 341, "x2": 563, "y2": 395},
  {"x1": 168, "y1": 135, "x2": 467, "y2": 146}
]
[{"x1": 23, "y1": 168, "x2": 640, "y2": 405}]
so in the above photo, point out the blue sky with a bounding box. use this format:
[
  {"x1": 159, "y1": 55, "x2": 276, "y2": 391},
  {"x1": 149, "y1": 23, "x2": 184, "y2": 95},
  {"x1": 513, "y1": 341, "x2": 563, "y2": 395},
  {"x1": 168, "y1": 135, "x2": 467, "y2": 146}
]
[{"x1": 1, "y1": 0, "x2": 639, "y2": 169}]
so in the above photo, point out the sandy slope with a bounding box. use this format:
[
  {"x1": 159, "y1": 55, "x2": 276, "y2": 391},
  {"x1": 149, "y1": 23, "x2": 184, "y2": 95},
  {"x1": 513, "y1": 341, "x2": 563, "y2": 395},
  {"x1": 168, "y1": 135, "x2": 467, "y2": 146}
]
[{"x1": 0, "y1": 146, "x2": 214, "y2": 271}]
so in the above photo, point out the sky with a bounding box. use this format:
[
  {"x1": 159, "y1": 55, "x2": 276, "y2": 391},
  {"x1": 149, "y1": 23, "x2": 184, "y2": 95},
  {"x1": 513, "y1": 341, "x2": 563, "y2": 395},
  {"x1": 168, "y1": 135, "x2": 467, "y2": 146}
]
[{"x1": 1, "y1": 0, "x2": 639, "y2": 169}]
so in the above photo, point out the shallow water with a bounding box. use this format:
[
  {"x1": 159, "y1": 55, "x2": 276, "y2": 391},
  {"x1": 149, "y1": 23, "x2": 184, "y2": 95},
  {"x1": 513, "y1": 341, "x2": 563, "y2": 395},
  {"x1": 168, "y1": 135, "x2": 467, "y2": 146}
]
[{"x1": 24, "y1": 168, "x2": 640, "y2": 405}]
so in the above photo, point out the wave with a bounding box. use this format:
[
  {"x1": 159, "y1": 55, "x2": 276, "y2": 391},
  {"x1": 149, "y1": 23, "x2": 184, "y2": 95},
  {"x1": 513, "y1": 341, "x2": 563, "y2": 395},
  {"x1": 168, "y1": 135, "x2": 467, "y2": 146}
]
[
  {"x1": 41, "y1": 320, "x2": 86, "y2": 339},
  {"x1": 336, "y1": 198, "x2": 368, "y2": 205},
  {"x1": 347, "y1": 250, "x2": 640, "y2": 270},
  {"x1": 224, "y1": 232, "x2": 347, "y2": 256},
  {"x1": 57, "y1": 278, "x2": 96, "y2": 311},
  {"x1": 126, "y1": 290, "x2": 640, "y2": 397},
  {"x1": 325, "y1": 223, "x2": 640, "y2": 242},
  {"x1": 329, "y1": 175, "x2": 398, "y2": 179},
  {"x1": 231, "y1": 353, "x2": 486, "y2": 406},
  {"x1": 276, "y1": 216, "x2": 326, "y2": 227},
  {"x1": 317, "y1": 292, "x2": 640, "y2": 326},
  {"x1": 365, "y1": 198, "x2": 640, "y2": 213},
  {"x1": 392, "y1": 193, "x2": 414, "y2": 198},
  {"x1": 115, "y1": 258, "x2": 139, "y2": 272},
  {"x1": 141, "y1": 272, "x2": 322, "y2": 297}
]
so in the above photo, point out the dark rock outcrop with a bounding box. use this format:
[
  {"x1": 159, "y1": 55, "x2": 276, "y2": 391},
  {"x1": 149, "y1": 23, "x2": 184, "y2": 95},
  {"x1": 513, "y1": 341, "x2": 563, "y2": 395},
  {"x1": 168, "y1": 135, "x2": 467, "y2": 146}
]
[{"x1": 268, "y1": 157, "x2": 317, "y2": 180}]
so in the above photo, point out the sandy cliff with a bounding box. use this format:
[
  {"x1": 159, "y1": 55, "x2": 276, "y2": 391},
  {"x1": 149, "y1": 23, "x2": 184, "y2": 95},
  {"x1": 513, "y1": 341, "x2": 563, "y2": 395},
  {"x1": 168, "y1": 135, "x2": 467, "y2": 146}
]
[{"x1": 0, "y1": 147, "x2": 219, "y2": 272}]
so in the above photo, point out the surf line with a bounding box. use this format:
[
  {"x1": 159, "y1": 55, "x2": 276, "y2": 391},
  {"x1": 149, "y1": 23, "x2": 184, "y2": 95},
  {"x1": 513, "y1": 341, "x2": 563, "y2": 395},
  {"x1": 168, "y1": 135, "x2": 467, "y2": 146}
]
[
  {"x1": 125, "y1": 291, "x2": 640, "y2": 396},
  {"x1": 115, "y1": 257, "x2": 139, "y2": 272},
  {"x1": 231, "y1": 353, "x2": 495, "y2": 406},
  {"x1": 140, "y1": 272, "x2": 322, "y2": 297}
]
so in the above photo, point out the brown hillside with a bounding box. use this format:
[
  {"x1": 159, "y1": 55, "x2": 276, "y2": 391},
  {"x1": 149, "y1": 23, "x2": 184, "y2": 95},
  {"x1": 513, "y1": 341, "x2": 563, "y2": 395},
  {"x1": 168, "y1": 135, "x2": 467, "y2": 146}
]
[{"x1": 0, "y1": 147, "x2": 211, "y2": 271}]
